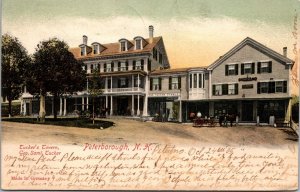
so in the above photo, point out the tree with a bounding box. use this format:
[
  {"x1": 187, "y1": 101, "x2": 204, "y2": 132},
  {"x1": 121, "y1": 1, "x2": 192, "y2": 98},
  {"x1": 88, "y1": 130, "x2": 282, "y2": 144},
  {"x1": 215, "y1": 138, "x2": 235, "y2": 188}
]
[
  {"x1": 88, "y1": 69, "x2": 104, "y2": 124},
  {"x1": 27, "y1": 38, "x2": 86, "y2": 122},
  {"x1": 2, "y1": 34, "x2": 31, "y2": 117}
]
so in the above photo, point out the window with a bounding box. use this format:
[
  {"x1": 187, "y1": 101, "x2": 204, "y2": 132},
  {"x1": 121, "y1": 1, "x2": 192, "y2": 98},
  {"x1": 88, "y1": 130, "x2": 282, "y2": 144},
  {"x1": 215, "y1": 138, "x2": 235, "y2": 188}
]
[
  {"x1": 213, "y1": 83, "x2": 238, "y2": 95},
  {"x1": 260, "y1": 82, "x2": 269, "y2": 93},
  {"x1": 169, "y1": 77, "x2": 181, "y2": 90},
  {"x1": 258, "y1": 61, "x2": 272, "y2": 73},
  {"x1": 241, "y1": 63, "x2": 254, "y2": 74},
  {"x1": 121, "y1": 62, "x2": 126, "y2": 71},
  {"x1": 93, "y1": 44, "x2": 99, "y2": 54},
  {"x1": 215, "y1": 85, "x2": 222, "y2": 95},
  {"x1": 198, "y1": 73, "x2": 205, "y2": 88},
  {"x1": 225, "y1": 64, "x2": 238, "y2": 76},
  {"x1": 82, "y1": 65, "x2": 87, "y2": 71},
  {"x1": 150, "y1": 78, "x2": 161, "y2": 91},
  {"x1": 228, "y1": 84, "x2": 235, "y2": 95},
  {"x1": 275, "y1": 81, "x2": 283, "y2": 92},
  {"x1": 80, "y1": 47, "x2": 85, "y2": 56},
  {"x1": 159, "y1": 53, "x2": 163, "y2": 64},
  {"x1": 105, "y1": 63, "x2": 112, "y2": 72},
  {"x1": 153, "y1": 49, "x2": 157, "y2": 60},
  {"x1": 121, "y1": 41, "x2": 126, "y2": 51},
  {"x1": 135, "y1": 77, "x2": 141, "y2": 87},
  {"x1": 135, "y1": 60, "x2": 141, "y2": 70},
  {"x1": 193, "y1": 74, "x2": 197, "y2": 88},
  {"x1": 136, "y1": 39, "x2": 141, "y2": 50},
  {"x1": 120, "y1": 78, "x2": 126, "y2": 87},
  {"x1": 90, "y1": 64, "x2": 94, "y2": 72}
]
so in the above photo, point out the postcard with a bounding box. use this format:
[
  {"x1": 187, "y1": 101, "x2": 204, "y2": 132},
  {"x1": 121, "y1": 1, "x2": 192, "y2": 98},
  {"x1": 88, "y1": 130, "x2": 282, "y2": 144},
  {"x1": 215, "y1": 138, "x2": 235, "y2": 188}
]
[{"x1": 1, "y1": 0, "x2": 299, "y2": 190}]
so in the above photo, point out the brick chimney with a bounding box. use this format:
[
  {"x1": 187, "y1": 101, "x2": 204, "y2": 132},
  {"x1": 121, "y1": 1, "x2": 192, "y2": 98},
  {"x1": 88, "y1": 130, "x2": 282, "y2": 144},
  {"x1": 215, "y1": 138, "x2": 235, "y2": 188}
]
[
  {"x1": 83, "y1": 35, "x2": 88, "y2": 45},
  {"x1": 149, "y1": 25, "x2": 154, "y2": 43},
  {"x1": 283, "y1": 47, "x2": 287, "y2": 57}
]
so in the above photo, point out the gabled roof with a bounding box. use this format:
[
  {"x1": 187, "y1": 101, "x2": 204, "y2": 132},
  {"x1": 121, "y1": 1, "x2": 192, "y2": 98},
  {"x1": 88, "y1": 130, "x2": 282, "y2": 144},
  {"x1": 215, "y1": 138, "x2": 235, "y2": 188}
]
[
  {"x1": 207, "y1": 37, "x2": 294, "y2": 70},
  {"x1": 69, "y1": 36, "x2": 162, "y2": 60}
]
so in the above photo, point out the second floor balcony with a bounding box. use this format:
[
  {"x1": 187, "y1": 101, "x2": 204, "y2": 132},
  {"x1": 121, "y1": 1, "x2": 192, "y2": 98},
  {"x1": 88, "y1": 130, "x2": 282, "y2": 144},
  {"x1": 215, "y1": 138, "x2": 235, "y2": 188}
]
[{"x1": 104, "y1": 86, "x2": 145, "y2": 94}]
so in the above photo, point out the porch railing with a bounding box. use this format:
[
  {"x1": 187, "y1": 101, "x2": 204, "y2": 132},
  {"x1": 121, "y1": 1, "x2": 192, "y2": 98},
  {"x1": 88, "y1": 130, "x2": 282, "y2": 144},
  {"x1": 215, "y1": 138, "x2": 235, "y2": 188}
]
[{"x1": 104, "y1": 87, "x2": 145, "y2": 93}]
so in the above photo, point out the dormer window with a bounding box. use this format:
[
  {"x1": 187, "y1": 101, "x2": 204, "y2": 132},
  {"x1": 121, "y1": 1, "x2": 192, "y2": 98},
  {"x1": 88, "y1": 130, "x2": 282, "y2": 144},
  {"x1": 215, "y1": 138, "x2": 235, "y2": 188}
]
[
  {"x1": 136, "y1": 39, "x2": 142, "y2": 50},
  {"x1": 93, "y1": 44, "x2": 99, "y2": 54},
  {"x1": 80, "y1": 46, "x2": 86, "y2": 56},
  {"x1": 121, "y1": 41, "x2": 126, "y2": 51}
]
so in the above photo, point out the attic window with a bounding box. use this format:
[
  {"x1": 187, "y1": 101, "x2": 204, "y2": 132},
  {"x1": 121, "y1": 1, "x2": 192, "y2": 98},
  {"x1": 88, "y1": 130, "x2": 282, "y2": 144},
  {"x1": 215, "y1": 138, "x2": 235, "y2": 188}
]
[
  {"x1": 121, "y1": 41, "x2": 126, "y2": 51},
  {"x1": 80, "y1": 47, "x2": 86, "y2": 56},
  {"x1": 93, "y1": 44, "x2": 99, "y2": 54},
  {"x1": 136, "y1": 39, "x2": 142, "y2": 50}
]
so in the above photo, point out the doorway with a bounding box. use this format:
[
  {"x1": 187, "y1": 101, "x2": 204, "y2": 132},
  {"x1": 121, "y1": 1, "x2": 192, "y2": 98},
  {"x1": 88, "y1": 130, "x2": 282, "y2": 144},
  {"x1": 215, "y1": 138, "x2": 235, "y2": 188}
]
[{"x1": 242, "y1": 101, "x2": 253, "y2": 121}]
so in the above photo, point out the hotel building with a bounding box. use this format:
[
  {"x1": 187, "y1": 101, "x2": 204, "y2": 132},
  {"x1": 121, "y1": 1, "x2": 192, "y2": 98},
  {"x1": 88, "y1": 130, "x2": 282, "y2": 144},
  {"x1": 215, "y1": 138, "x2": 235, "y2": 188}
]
[{"x1": 20, "y1": 26, "x2": 294, "y2": 124}]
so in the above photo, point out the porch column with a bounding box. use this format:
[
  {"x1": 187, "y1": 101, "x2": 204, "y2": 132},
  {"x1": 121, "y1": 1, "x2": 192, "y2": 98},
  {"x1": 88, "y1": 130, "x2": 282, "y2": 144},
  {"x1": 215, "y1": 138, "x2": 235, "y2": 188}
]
[
  {"x1": 110, "y1": 95, "x2": 113, "y2": 115},
  {"x1": 23, "y1": 101, "x2": 27, "y2": 116},
  {"x1": 20, "y1": 99, "x2": 23, "y2": 115},
  {"x1": 137, "y1": 74, "x2": 140, "y2": 91},
  {"x1": 110, "y1": 76, "x2": 113, "y2": 92},
  {"x1": 285, "y1": 99, "x2": 292, "y2": 122},
  {"x1": 208, "y1": 71, "x2": 212, "y2": 99},
  {"x1": 105, "y1": 96, "x2": 108, "y2": 108},
  {"x1": 87, "y1": 97, "x2": 89, "y2": 110},
  {"x1": 137, "y1": 95, "x2": 140, "y2": 116},
  {"x1": 82, "y1": 97, "x2": 84, "y2": 111},
  {"x1": 142, "y1": 76, "x2": 149, "y2": 117},
  {"x1": 179, "y1": 98, "x2": 182, "y2": 122},
  {"x1": 132, "y1": 95, "x2": 135, "y2": 115},
  {"x1": 59, "y1": 98, "x2": 63, "y2": 116},
  {"x1": 63, "y1": 98, "x2": 67, "y2": 116},
  {"x1": 52, "y1": 98, "x2": 54, "y2": 115}
]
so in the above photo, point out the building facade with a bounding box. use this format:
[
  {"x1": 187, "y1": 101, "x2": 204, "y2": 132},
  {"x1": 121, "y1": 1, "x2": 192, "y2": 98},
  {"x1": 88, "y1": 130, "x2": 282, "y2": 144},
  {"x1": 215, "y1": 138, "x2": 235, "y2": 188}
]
[{"x1": 20, "y1": 27, "x2": 294, "y2": 124}]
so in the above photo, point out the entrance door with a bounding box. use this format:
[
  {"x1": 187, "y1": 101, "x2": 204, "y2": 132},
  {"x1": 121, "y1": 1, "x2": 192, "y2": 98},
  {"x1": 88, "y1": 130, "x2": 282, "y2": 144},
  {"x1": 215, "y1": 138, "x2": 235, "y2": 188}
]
[{"x1": 242, "y1": 101, "x2": 253, "y2": 121}]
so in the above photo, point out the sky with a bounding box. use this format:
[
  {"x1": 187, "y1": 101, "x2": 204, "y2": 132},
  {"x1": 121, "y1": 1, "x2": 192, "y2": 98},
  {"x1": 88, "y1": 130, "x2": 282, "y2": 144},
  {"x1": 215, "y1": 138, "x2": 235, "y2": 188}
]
[{"x1": 2, "y1": 0, "x2": 300, "y2": 69}]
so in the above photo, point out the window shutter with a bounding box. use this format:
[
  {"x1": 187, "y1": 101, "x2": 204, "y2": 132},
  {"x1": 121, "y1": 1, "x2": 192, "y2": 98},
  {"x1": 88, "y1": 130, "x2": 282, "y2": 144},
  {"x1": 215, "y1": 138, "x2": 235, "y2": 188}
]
[
  {"x1": 235, "y1": 64, "x2": 238, "y2": 75},
  {"x1": 268, "y1": 81, "x2": 275, "y2": 93},
  {"x1": 150, "y1": 78, "x2": 153, "y2": 91},
  {"x1": 159, "y1": 78, "x2": 162, "y2": 90},
  {"x1": 222, "y1": 84, "x2": 228, "y2": 95},
  {"x1": 235, "y1": 84, "x2": 238, "y2": 95},
  {"x1": 126, "y1": 61, "x2": 128, "y2": 70},
  {"x1": 241, "y1": 63, "x2": 244, "y2": 75},
  {"x1": 212, "y1": 85, "x2": 216, "y2": 95},
  {"x1": 252, "y1": 62, "x2": 255, "y2": 74},
  {"x1": 147, "y1": 59, "x2": 151, "y2": 71},
  {"x1": 257, "y1": 62, "x2": 261, "y2": 74},
  {"x1": 133, "y1": 60, "x2": 136, "y2": 70},
  {"x1": 225, "y1": 65, "x2": 229, "y2": 76},
  {"x1": 104, "y1": 63, "x2": 107, "y2": 71},
  {"x1": 126, "y1": 78, "x2": 129, "y2": 87},
  {"x1": 118, "y1": 62, "x2": 121, "y2": 71},
  {"x1": 189, "y1": 74, "x2": 192, "y2": 88},
  {"x1": 169, "y1": 77, "x2": 172, "y2": 90},
  {"x1": 268, "y1": 61, "x2": 272, "y2": 73},
  {"x1": 111, "y1": 62, "x2": 114, "y2": 72},
  {"x1": 283, "y1": 81, "x2": 287, "y2": 93},
  {"x1": 141, "y1": 59, "x2": 144, "y2": 70},
  {"x1": 178, "y1": 76, "x2": 181, "y2": 89},
  {"x1": 257, "y1": 82, "x2": 261, "y2": 94}
]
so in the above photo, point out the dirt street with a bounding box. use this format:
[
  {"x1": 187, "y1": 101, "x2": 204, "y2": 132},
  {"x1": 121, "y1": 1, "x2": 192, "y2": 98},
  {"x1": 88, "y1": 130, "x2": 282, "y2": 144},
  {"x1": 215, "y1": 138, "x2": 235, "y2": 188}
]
[{"x1": 1, "y1": 118, "x2": 297, "y2": 147}]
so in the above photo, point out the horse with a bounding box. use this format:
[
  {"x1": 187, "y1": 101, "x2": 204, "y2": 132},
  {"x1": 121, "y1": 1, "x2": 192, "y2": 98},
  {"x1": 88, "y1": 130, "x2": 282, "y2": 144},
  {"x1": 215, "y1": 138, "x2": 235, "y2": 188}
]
[{"x1": 219, "y1": 114, "x2": 237, "y2": 127}]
